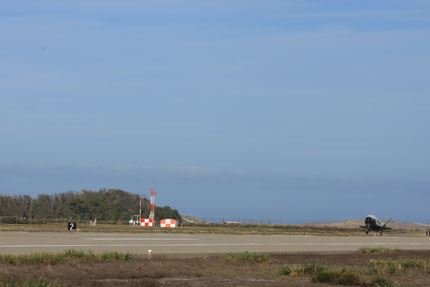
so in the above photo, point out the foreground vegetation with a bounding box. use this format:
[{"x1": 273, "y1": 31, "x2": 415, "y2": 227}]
[
  {"x1": 1, "y1": 249, "x2": 429, "y2": 286},
  {"x1": 0, "y1": 249, "x2": 133, "y2": 265}
]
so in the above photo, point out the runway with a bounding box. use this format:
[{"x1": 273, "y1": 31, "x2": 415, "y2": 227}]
[{"x1": 1, "y1": 232, "x2": 430, "y2": 255}]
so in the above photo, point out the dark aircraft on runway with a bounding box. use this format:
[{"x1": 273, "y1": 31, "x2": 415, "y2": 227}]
[{"x1": 360, "y1": 215, "x2": 392, "y2": 235}]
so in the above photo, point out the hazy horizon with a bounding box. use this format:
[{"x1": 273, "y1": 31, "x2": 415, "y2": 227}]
[{"x1": 1, "y1": 1, "x2": 429, "y2": 223}]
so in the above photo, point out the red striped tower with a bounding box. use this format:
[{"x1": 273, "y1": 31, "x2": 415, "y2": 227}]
[{"x1": 149, "y1": 188, "x2": 156, "y2": 220}]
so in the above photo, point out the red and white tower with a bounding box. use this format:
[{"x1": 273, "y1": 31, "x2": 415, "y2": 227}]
[{"x1": 149, "y1": 188, "x2": 156, "y2": 220}]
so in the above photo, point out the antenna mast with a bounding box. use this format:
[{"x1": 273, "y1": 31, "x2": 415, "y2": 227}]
[
  {"x1": 149, "y1": 188, "x2": 156, "y2": 220},
  {"x1": 139, "y1": 196, "x2": 142, "y2": 217}
]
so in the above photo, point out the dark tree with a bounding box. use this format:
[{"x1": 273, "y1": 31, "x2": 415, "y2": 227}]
[{"x1": 0, "y1": 189, "x2": 182, "y2": 223}]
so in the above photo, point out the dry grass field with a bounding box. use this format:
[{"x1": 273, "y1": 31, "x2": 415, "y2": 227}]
[
  {"x1": 1, "y1": 223, "x2": 429, "y2": 285},
  {"x1": 0, "y1": 222, "x2": 424, "y2": 236},
  {"x1": 1, "y1": 249, "x2": 430, "y2": 286}
]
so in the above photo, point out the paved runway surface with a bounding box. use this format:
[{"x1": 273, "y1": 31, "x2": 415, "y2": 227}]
[{"x1": 1, "y1": 232, "x2": 430, "y2": 255}]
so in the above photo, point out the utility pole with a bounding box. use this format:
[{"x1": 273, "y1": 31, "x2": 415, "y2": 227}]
[
  {"x1": 149, "y1": 188, "x2": 156, "y2": 220},
  {"x1": 29, "y1": 200, "x2": 32, "y2": 224},
  {"x1": 139, "y1": 196, "x2": 142, "y2": 218}
]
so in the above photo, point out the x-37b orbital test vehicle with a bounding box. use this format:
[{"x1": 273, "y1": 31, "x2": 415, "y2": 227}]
[{"x1": 361, "y1": 215, "x2": 393, "y2": 235}]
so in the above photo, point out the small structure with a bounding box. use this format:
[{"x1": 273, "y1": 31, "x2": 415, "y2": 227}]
[
  {"x1": 141, "y1": 218, "x2": 154, "y2": 227},
  {"x1": 129, "y1": 215, "x2": 140, "y2": 226},
  {"x1": 160, "y1": 219, "x2": 177, "y2": 228}
]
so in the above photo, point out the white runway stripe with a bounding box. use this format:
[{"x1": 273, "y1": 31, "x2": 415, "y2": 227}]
[{"x1": 87, "y1": 238, "x2": 197, "y2": 241}]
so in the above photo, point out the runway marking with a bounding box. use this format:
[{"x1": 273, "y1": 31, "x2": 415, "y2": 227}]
[
  {"x1": 1, "y1": 242, "x2": 430, "y2": 249},
  {"x1": 87, "y1": 238, "x2": 197, "y2": 241}
]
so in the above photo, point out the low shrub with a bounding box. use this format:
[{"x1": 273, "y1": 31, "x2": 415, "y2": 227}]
[
  {"x1": 281, "y1": 263, "x2": 328, "y2": 277},
  {"x1": 369, "y1": 259, "x2": 429, "y2": 275},
  {"x1": 100, "y1": 251, "x2": 132, "y2": 261},
  {"x1": 225, "y1": 251, "x2": 270, "y2": 263},
  {"x1": 359, "y1": 247, "x2": 397, "y2": 254},
  {"x1": 280, "y1": 264, "x2": 302, "y2": 276},
  {"x1": 372, "y1": 275, "x2": 396, "y2": 287},
  {"x1": 302, "y1": 262, "x2": 326, "y2": 275},
  {"x1": 311, "y1": 269, "x2": 361, "y2": 285},
  {"x1": 282, "y1": 263, "x2": 363, "y2": 286}
]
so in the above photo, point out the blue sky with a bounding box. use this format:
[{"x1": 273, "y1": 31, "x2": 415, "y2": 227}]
[{"x1": 1, "y1": 1, "x2": 430, "y2": 223}]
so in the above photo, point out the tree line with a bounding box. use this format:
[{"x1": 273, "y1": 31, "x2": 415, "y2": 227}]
[{"x1": 0, "y1": 189, "x2": 182, "y2": 223}]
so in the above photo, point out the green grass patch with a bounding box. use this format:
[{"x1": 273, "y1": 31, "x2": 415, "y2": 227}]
[
  {"x1": 359, "y1": 247, "x2": 398, "y2": 254},
  {"x1": 0, "y1": 250, "x2": 134, "y2": 265},
  {"x1": 311, "y1": 269, "x2": 362, "y2": 285},
  {"x1": 0, "y1": 278, "x2": 59, "y2": 287},
  {"x1": 282, "y1": 264, "x2": 366, "y2": 286},
  {"x1": 369, "y1": 259, "x2": 429, "y2": 275},
  {"x1": 280, "y1": 262, "x2": 326, "y2": 276},
  {"x1": 224, "y1": 251, "x2": 270, "y2": 263},
  {"x1": 280, "y1": 264, "x2": 303, "y2": 276},
  {"x1": 371, "y1": 276, "x2": 397, "y2": 287}
]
